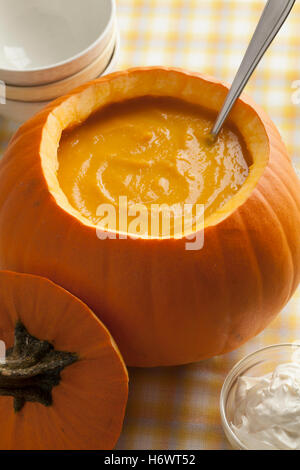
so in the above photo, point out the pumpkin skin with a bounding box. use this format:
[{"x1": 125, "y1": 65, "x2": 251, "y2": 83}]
[
  {"x1": 0, "y1": 271, "x2": 128, "y2": 450},
  {"x1": 0, "y1": 67, "x2": 299, "y2": 367}
]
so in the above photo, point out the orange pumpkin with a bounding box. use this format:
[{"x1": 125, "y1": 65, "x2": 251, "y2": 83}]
[
  {"x1": 0, "y1": 270, "x2": 128, "y2": 450},
  {"x1": 0, "y1": 67, "x2": 299, "y2": 367}
]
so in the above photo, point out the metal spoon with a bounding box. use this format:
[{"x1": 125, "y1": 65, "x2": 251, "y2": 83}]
[{"x1": 210, "y1": 0, "x2": 296, "y2": 140}]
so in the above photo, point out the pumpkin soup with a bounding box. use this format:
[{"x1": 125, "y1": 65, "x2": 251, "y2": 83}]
[{"x1": 57, "y1": 96, "x2": 250, "y2": 235}]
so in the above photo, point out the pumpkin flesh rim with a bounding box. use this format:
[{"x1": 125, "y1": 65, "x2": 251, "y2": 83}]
[{"x1": 40, "y1": 67, "x2": 270, "y2": 239}]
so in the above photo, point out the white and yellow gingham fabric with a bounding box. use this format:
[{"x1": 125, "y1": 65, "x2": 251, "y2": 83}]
[{"x1": 1, "y1": 0, "x2": 300, "y2": 450}]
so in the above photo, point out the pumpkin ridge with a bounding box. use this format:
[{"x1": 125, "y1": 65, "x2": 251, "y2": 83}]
[
  {"x1": 0, "y1": 161, "x2": 38, "y2": 211},
  {"x1": 212, "y1": 226, "x2": 232, "y2": 356},
  {"x1": 255, "y1": 188, "x2": 295, "y2": 302},
  {"x1": 267, "y1": 162, "x2": 300, "y2": 212},
  {"x1": 0, "y1": 183, "x2": 47, "y2": 271},
  {"x1": 266, "y1": 165, "x2": 300, "y2": 286},
  {"x1": 221, "y1": 209, "x2": 265, "y2": 354},
  {"x1": 238, "y1": 208, "x2": 264, "y2": 306},
  {"x1": 23, "y1": 199, "x2": 75, "y2": 279},
  {"x1": 150, "y1": 247, "x2": 167, "y2": 364}
]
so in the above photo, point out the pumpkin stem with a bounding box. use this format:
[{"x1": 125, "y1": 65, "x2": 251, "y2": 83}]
[{"x1": 0, "y1": 322, "x2": 78, "y2": 412}]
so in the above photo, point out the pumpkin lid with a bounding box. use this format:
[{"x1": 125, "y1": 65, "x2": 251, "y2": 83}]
[{"x1": 0, "y1": 270, "x2": 128, "y2": 450}]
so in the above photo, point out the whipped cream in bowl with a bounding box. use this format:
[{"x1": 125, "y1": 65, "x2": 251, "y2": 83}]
[{"x1": 220, "y1": 343, "x2": 300, "y2": 450}]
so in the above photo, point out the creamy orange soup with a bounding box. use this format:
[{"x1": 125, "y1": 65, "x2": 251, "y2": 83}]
[{"x1": 57, "y1": 96, "x2": 250, "y2": 236}]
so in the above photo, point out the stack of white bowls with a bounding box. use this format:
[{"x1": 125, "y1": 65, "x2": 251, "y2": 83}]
[{"x1": 0, "y1": 0, "x2": 119, "y2": 123}]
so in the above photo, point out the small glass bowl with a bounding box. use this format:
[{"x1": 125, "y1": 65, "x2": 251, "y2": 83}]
[{"x1": 220, "y1": 343, "x2": 300, "y2": 450}]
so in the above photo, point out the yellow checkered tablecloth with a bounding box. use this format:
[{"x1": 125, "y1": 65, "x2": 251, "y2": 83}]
[{"x1": 0, "y1": 0, "x2": 300, "y2": 450}]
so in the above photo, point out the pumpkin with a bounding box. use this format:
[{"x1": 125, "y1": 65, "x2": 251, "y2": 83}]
[
  {"x1": 0, "y1": 270, "x2": 128, "y2": 450},
  {"x1": 0, "y1": 67, "x2": 299, "y2": 367}
]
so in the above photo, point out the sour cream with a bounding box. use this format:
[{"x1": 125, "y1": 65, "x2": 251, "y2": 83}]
[{"x1": 231, "y1": 352, "x2": 300, "y2": 450}]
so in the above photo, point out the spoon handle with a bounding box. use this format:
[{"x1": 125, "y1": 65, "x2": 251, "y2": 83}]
[{"x1": 210, "y1": 0, "x2": 296, "y2": 139}]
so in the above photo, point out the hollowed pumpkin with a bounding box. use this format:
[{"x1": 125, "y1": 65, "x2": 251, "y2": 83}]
[
  {"x1": 0, "y1": 271, "x2": 128, "y2": 450},
  {"x1": 0, "y1": 67, "x2": 299, "y2": 367}
]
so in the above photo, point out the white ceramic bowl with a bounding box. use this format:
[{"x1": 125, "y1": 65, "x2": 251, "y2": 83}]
[
  {"x1": 5, "y1": 25, "x2": 117, "y2": 102},
  {"x1": 0, "y1": 0, "x2": 116, "y2": 86},
  {"x1": 0, "y1": 33, "x2": 120, "y2": 124},
  {"x1": 220, "y1": 343, "x2": 300, "y2": 450}
]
